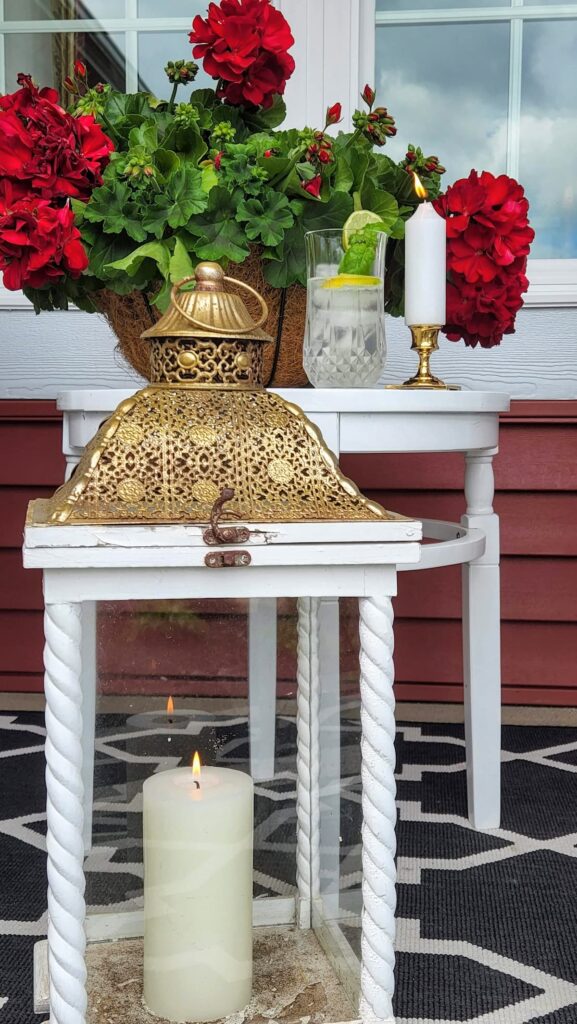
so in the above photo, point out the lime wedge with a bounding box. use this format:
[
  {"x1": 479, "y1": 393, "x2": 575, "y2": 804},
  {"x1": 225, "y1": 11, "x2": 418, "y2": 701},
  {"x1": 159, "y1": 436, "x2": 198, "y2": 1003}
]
[
  {"x1": 322, "y1": 274, "x2": 381, "y2": 289},
  {"x1": 342, "y1": 209, "x2": 384, "y2": 251}
]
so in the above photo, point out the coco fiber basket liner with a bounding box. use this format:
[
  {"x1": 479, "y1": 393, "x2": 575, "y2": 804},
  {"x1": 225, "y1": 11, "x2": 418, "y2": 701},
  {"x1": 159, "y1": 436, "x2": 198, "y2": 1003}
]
[{"x1": 95, "y1": 250, "x2": 308, "y2": 387}]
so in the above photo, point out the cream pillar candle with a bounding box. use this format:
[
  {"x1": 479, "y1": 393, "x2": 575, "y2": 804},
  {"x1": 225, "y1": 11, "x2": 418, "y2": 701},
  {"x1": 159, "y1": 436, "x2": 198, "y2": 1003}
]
[
  {"x1": 404, "y1": 179, "x2": 446, "y2": 327},
  {"x1": 143, "y1": 760, "x2": 254, "y2": 1023}
]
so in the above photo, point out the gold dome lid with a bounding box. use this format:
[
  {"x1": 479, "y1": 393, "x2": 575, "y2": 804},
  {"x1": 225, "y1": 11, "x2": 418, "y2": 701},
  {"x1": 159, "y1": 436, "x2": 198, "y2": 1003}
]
[{"x1": 140, "y1": 262, "x2": 273, "y2": 342}]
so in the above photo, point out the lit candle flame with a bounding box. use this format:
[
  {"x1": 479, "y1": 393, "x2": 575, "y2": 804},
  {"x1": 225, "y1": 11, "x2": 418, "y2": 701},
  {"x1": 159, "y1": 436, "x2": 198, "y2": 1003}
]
[
  {"x1": 166, "y1": 695, "x2": 174, "y2": 717},
  {"x1": 192, "y1": 751, "x2": 201, "y2": 789},
  {"x1": 413, "y1": 172, "x2": 428, "y2": 200}
]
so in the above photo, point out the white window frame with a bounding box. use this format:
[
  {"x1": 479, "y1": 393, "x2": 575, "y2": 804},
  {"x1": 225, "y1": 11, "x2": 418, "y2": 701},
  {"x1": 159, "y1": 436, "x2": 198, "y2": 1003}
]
[
  {"x1": 373, "y1": 1, "x2": 577, "y2": 305},
  {"x1": 0, "y1": 0, "x2": 575, "y2": 307}
]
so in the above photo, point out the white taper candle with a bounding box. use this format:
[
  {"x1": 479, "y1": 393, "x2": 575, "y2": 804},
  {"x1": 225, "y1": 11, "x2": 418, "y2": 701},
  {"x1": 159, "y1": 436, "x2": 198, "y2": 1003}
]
[{"x1": 404, "y1": 198, "x2": 446, "y2": 327}]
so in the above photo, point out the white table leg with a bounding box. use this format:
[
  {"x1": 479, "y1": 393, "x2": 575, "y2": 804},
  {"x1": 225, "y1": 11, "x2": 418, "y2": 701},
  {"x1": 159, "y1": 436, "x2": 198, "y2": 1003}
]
[
  {"x1": 44, "y1": 603, "x2": 87, "y2": 1024},
  {"x1": 248, "y1": 598, "x2": 277, "y2": 782},
  {"x1": 80, "y1": 602, "x2": 96, "y2": 855},
  {"x1": 295, "y1": 598, "x2": 320, "y2": 929},
  {"x1": 359, "y1": 596, "x2": 396, "y2": 1024},
  {"x1": 462, "y1": 448, "x2": 501, "y2": 829}
]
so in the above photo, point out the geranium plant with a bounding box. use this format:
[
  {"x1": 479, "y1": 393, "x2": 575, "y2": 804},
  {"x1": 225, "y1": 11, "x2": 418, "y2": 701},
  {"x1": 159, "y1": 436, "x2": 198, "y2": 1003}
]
[
  {"x1": 0, "y1": 0, "x2": 443, "y2": 323},
  {"x1": 0, "y1": 0, "x2": 533, "y2": 350}
]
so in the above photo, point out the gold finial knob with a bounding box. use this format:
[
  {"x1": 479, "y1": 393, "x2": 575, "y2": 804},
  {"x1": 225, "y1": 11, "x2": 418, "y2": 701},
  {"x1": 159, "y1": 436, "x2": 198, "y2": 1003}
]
[{"x1": 194, "y1": 262, "x2": 225, "y2": 292}]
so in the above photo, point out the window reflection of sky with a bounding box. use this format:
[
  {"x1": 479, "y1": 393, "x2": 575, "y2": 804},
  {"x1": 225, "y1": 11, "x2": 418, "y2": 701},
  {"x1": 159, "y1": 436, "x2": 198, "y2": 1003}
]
[{"x1": 376, "y1": 18, "x2": 577, "y2": 258}]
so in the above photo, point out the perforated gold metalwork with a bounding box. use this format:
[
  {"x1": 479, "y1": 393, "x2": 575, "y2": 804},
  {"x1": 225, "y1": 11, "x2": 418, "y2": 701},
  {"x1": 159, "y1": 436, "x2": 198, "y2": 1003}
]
[
  {"x1": 29, "y1": 262, "x2": 399, "y2": 528},
  {"x1": 149, "y1": 337, "x2": 264, "y2": 386},
  {"x1": 30, "y1": 388, "x2": 395, "y2": 525}
]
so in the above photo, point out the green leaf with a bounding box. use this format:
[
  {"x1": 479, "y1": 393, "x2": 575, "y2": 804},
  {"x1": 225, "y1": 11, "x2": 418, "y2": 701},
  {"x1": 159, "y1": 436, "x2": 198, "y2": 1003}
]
[
  {"x1": 174, "y1": 125, "x2": 208, "y2": 164},
  {"x1": 361, "y1": 183, "x2": 399, "y2": 232},
  {"x1": 84, "y1": 181, "x2": 148, "y2": 242},
  {"x1": 154, "y1": 149, "x2": 181, "y2": 177},
  {"x1": 103, "y1": 91, "x2": 154, "y2": 123},
  {"x1": 235, "y1": 193, "x2": 294, "y2": 247},
  {"x1": 128, "y1": 121, "x2": 158, "y2": 152},
  {"x1": 332, "y1": 152, "x2": 354, "y2": 193},
  {"x1": 244, "y1": 94, "x2": 286, "y2": 130},
  {"x1": 263, "y1": 225, "x2": 306, "y2": 288},
  {"x1": 188, "y1": 88, "x2": 219, "y2": 109},
  {"x1": 201, "y1": 163, "x2": 218, "y2": 193},
  {"x1": 169, "y1": 236, "x2": 195, "y2": 284},
  {"x1": 302, "y1": 191, "x2": 353, "y2": 231},
  {"x1": 141, "y1": 166, "x2": 208, "y2": 237},
  {"x1": 106, "y1": 240, "x2": 171, "y2": 280},
  {"x1": 85, "y1": 234, "x2": 135, "y2": 281},
  {"x1": 166, "y1": 166, "x2": 209, "y2": 227},
  {"x1": 348, "y1": 149, "x2": 371, "y2": 194},
  {"x1": 184, "y1": 186, "x2": 250, "y2": 262}
]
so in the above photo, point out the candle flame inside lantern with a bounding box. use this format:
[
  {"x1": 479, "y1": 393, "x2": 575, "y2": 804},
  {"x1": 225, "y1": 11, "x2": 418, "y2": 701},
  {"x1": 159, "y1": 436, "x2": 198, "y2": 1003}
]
[
  {"x1": 166, "y1": 695, "x2": 174, "y2": 716},
  {"x1": 413, "y1": 172, "x2": 428, "y2": 200},
  {"x1": 192, "y1": 751, "x2": 201, "y2": 788}
]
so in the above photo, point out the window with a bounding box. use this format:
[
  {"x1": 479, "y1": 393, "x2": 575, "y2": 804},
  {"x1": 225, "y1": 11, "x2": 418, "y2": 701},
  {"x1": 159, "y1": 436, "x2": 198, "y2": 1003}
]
[
  {"x1": 0, "y1": 1, "x2": 213, "y2": 101},
  {"x1": 375, "y1": 2, "x2": 577, "y2": 275}
]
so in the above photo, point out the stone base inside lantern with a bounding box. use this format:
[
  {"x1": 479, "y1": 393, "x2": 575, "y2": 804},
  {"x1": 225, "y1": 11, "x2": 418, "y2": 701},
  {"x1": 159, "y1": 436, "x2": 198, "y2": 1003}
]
[{"x1": 35, "y1": 927, "x2": 357, "y2": 1024}]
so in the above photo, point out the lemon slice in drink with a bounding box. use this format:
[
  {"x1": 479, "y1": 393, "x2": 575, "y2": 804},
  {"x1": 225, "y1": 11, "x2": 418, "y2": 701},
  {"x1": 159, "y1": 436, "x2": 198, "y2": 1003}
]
[
  {"x1": 342, "y1": 209, "x2": 384, "y2": 251},
  {"x1": 322, "y1": 274, "x2": 381, "y2": 289}
]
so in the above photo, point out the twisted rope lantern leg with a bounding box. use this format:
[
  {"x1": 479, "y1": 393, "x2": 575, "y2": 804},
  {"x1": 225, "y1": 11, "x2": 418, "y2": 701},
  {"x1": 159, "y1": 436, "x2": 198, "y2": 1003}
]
[
  {"x1": 359, "y1": 596, "x2": 397, "y2": 1024},
  {"x1": 296, "y1": 597, "x2": 320, "y2": 929},
  {"x1": 44, "y1": 603, "x2": 87, "y2": 1024}
]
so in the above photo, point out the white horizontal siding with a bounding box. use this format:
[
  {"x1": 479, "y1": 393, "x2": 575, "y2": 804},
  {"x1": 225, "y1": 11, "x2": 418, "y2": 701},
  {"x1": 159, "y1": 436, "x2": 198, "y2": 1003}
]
[{"x1": 1, "y1": 305, "x2": 576, "y2": 399}]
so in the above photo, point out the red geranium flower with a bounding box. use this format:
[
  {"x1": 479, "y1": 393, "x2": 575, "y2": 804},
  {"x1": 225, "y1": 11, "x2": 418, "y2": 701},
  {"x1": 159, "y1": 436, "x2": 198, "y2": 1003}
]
[
  {"x1": 0, "y1": 74, "x2": 114, "y2": 201},
  {"x1": 0, "y1": 183, "x2": 88, "y2": 290},
  {"x1": 190, "y1": 0, "x2": 295, "y2": 108},
  {"x1": 433, "y1": 169, "x2": 534, "y2": 348}
]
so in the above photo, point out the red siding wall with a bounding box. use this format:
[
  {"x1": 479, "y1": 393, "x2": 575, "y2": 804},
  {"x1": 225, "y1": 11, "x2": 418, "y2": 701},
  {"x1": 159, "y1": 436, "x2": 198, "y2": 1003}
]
[{"x1": 1, "y1": 398, "x2": 576, "y2": 704}]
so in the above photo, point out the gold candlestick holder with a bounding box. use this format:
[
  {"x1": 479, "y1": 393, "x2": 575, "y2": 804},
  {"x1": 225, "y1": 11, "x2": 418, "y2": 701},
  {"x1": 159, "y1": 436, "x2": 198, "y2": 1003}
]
[{"x1": 387, "y1": 325, "x2": 460, "y2": 390}]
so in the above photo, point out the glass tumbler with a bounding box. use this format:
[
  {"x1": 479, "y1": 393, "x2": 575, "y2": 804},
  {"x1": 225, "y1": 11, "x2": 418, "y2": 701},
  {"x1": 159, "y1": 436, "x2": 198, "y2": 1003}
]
[{"x1": 303, "y1": 228, "x2": 387, "y2": 388}]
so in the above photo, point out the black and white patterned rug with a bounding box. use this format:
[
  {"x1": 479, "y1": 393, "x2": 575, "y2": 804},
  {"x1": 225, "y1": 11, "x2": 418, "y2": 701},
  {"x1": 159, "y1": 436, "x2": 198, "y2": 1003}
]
[{"x1": 1, "y1": 709, "x2": 577, "y2": 1024}]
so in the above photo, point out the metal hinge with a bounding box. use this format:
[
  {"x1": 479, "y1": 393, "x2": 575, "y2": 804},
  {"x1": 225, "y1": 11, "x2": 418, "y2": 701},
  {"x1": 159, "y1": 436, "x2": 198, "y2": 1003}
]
[{"x1": 204, "y1": 550, "x2": 252, "y2": 568}]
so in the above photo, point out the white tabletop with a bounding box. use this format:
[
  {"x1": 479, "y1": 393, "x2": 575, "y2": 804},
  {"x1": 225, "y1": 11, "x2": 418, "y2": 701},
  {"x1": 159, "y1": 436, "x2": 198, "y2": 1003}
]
[{"x1": 58, "y1": 387, "x2": 510, "y2": 414}]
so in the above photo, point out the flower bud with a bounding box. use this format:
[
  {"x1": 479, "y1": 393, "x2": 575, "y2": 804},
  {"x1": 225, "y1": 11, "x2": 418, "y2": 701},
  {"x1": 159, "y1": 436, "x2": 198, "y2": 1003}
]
[
  {"x1": 95, "y1": 82, "x2": 105, "y2": 94},
  {"x1": 318, "y1": 148, "x2": 332, "y2": 164},
  {"x1": 64, "y1": 76, "x2": 77, "y2": 94},
  {"x1": 74, "y1": 60, "x2": 87, "y2": 79},
  {"x1": 325, "y1": 101, "x2": 342, "y2": 127},
  {"x1": 362, "y1": 84, "x2": 376, "y2": 108}
]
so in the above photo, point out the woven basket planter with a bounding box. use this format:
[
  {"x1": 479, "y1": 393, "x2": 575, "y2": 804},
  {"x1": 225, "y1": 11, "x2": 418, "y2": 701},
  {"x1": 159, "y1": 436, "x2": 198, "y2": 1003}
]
[{"x1": 95, "y1": 250, "x2": 308, "y2": 387}]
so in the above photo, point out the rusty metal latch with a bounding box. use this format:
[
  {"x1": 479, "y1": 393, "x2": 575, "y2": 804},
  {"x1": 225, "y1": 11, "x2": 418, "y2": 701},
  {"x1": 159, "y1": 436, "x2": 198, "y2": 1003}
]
[
  {"x1": 204, "y1": 550, "x2": 252, "y2": 568},
  {"x1": 203, "y1": 487, "x2": 251, "y2": 545}
]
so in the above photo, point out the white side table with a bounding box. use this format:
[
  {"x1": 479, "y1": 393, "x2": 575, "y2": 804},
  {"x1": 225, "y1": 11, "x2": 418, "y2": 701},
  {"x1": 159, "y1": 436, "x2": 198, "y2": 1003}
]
[
  {"x1": 59, "y1": 388, "x2": 509, "y2": 829},
  {"x1": 24, "y1": 516, "x2": 421, "y2": 1024}
]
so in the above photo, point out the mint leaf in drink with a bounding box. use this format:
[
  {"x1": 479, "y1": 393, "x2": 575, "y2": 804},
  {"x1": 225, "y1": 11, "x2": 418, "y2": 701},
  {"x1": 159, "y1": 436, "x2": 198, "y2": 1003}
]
[{"x1": 338, "y1": 222, "x2": 386, "y2": 275}]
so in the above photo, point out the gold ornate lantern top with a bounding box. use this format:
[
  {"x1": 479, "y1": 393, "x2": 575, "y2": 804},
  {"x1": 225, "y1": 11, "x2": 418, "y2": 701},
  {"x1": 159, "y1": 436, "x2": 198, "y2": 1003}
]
[{"x1": 28, "y1": 262, "x2": 398, "y2": 526}]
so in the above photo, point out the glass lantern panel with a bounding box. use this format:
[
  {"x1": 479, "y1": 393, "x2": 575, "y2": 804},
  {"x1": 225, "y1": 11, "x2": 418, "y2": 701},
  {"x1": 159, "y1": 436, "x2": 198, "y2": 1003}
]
[
  {"x1": 89, "y1": 597, "x2": 298, "y2": 920},
  {"x1": 312, "y1": 597, "x2": 362, "y2": 1001}
]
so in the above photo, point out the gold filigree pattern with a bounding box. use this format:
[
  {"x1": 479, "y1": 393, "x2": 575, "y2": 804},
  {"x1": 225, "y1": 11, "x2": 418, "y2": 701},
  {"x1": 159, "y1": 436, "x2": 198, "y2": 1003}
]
[
  {"x1": 29, "y1": 266, "x2": 400, "y2": 528},
  {"x1": 33, "y1": 388, "x2": 394, "y2": 525},
  {"x1": 149, "y1": 337, "x2": 264, "y2": 386}
]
